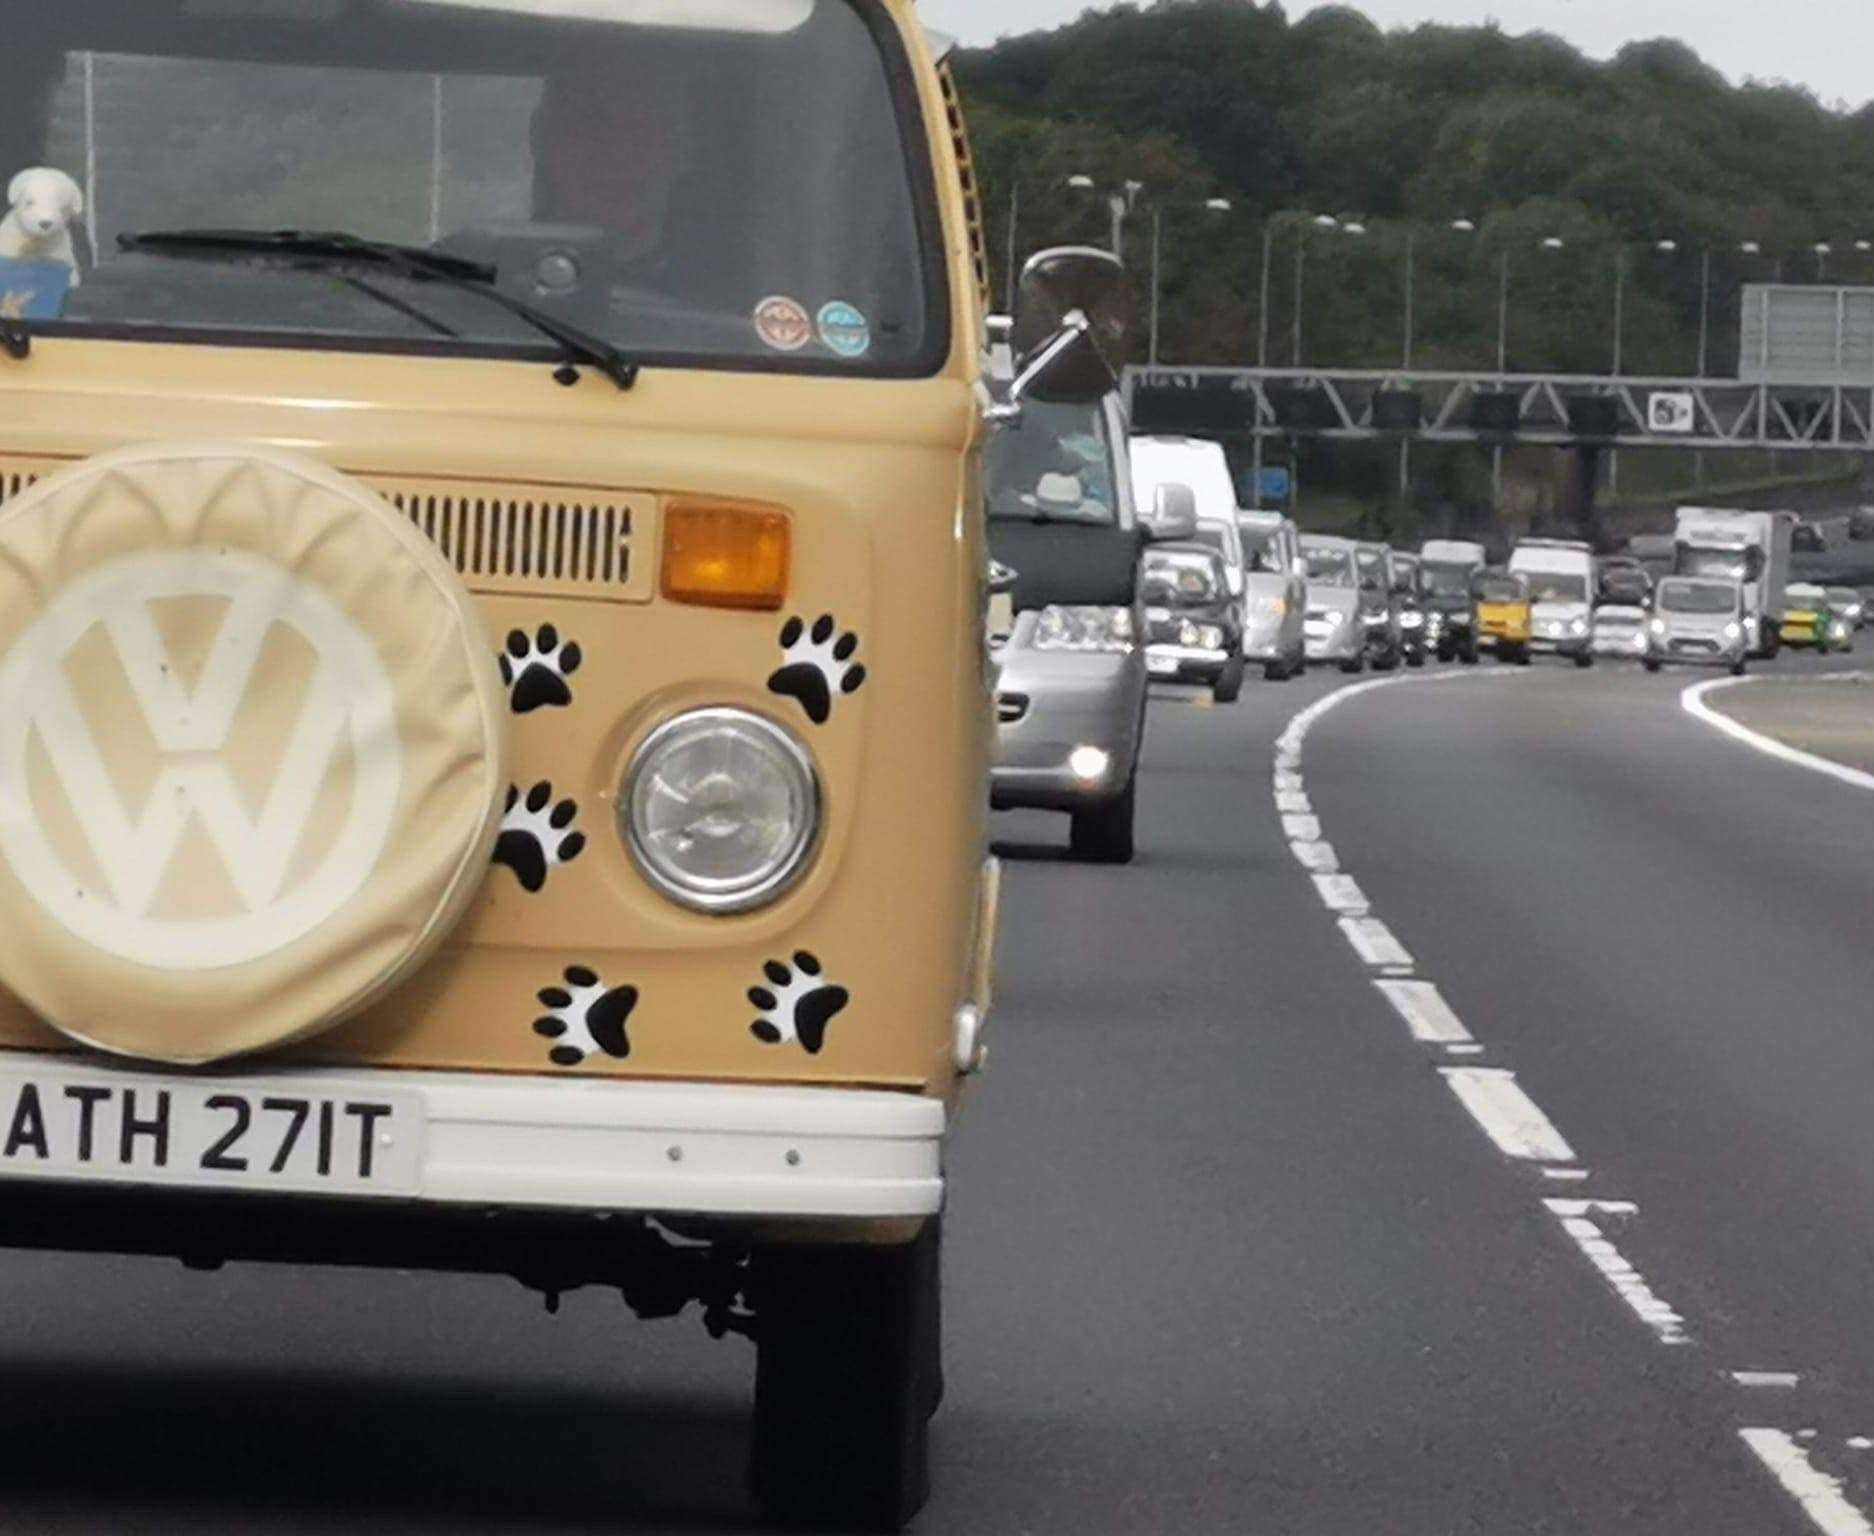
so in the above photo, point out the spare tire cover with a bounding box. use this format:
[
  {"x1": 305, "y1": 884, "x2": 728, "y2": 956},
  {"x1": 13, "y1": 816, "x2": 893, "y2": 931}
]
[{"x1": 0, "y1": 443, "x2": 509, "y2": 1064}]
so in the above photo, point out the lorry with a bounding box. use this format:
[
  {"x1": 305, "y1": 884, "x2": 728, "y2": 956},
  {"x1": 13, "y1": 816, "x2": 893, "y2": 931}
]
[
  {"x1": 1508, "y1": 539, "x2": 1596, "y2": 666},
  {"x1": 1671, "y1": 509, "x2": 1795, "y2": 659}
]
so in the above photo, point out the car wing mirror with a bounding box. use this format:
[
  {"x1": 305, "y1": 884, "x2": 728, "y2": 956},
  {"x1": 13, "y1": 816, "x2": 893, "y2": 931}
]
[
  {"x1": 987, "y1": 559, "x2": 1019, "y2": 596},
  {"x1": 1141, "y1": 482, "x2": 1198, "y2": 542},
  {"x1": 988, "y1": 246, "x2": 1131, "y2": 423}
]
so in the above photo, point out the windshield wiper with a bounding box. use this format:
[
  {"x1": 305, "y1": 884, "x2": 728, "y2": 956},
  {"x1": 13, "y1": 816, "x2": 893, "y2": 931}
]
[{"x1": 117, "y1": 228, "x2": 639, "y2": 390}]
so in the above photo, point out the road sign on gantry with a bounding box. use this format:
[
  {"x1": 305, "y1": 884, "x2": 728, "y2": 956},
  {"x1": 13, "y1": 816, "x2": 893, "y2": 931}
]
[{"x1": 1648, "y1": 391, "x2": 1696, "y2": 434}]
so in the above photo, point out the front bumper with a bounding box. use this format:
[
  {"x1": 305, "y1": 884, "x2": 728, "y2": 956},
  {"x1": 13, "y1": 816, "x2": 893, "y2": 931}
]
[
  {"x1": 1656, "y1": 635, "x2": 1744, "y2": 666},
  {"x1": 1145, "y1": 643, "x2": 1228, "y2": 682},
  {"x1": 1303, "y1": 620, "x2": 1359, "y2": 660},
  {"x1": 994, "y1": 655, "x2": 1144, "y2": 810},
  {"x1": 0, "y1": 1051, "x2": 947, "y2": 1220},
  {"x1": 1530, "y1": 628, "x2": 1591, "y2": 656}
]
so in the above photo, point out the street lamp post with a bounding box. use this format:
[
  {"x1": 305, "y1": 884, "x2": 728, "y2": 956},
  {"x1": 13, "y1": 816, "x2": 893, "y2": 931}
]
[
  {"x1": 1065, "y1": 174, "x2": 1143, "y2": 260},
  {"x1": 1147, "y1": 197, "x2": 1231, "y2": 366}
]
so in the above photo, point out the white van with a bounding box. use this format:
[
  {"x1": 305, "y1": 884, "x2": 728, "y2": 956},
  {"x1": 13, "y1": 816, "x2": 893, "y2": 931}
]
[
  {"x1": 1508, "y1": 539, "x2": 1595, "y2": 666},
  {"x1": 1130, "y1": 435, "x2": 1239, "y2": 525}
]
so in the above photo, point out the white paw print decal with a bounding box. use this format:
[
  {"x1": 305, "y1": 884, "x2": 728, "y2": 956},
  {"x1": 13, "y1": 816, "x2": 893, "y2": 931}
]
[
  {"x1": 767, "y1": 614, "x2": 866, "y2": 726},
  {"x1": 748, "y1": 951, "x2": 850, "y2": 1055},
  {"x1": 500, "y1": 624, "x2": 583, "y2": 714},
  {"x1": 535, "y1": 965, "x2": 636, "y2": 1067},
  {"x1": 493, "y1": 782, "x2": 586, "y2": 893}
]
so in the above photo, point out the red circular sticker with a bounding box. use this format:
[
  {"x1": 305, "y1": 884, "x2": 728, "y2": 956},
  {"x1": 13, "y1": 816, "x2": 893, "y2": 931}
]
[{"x1": 753, "y1": 296, "x2": 813, "y2": 353}]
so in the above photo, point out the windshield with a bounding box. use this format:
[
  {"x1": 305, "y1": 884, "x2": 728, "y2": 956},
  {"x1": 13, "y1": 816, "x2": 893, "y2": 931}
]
[
  {"x1": 1141, "y1": 551, "x2": 1219, "y2": 603},
  {"x1": 1658, "y1": 580, "x2": 1737, "y2": 615},
  {"x1": 1355, "y1": 550, "x2": 1386, "y2": 582},
  {"x1": 1239, "y1": 525, "x2": 1282, "y2": 573},
  {"x1": 1304, "y1": 545, "x2": 1354, "y2": 586},
  {"x1": 985, "y1": 400, "x2": 1117, "y2": 525},
  {"x1": 1677, "y1": 546, "x2": 1761, "y2": 582},
  {"x1": 1422, "y1": 562, "x2": 1473, "y2": 598},
  {"x1": 1477, "y1": 576, "x2": 1524, "y2": 603},
  {"x1": 10, "y1": 0, "x2": 938, "y2": 374},
  {"x1": 1525, "y1": 573, "x2": 1589, "y2": 604}
]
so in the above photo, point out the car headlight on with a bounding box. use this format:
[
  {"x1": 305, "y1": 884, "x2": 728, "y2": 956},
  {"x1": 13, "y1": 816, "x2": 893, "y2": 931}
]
[
  {"x1": 1723, "y1": 621, "x2": 1742, "y2": 642},
  {"x1": 623, "y1": 708, "x2": 821, "y2": 914},
  {"x1": 1650, "y1": 617, "x2": 1667, "y2": 636},
  {"x1": 1400, "y1": 611, "x2": 1425, "y2": 629},
  {"x1": 1178, "y1": 619, "x2": 1201, "y2": 647},
  {"x1": 1198, "y1": 624, "x2": 1225, "y2": 651},
  {"x1": 1034, "y1": 604, "x2": 1135, "y2": 653},
  {"x1": 1570, "y1": 617, "x2": 1589, "y2": 636}
]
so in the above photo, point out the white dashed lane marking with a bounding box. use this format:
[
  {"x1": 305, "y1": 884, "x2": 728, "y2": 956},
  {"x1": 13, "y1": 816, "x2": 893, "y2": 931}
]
[
  {"x1": 1290, "y1": 839, "x2": 1339, "y2": 873},
  {"x1": 1440, "y1": 1067, "x2": 1577, "y2": 1163},
  {"x1": 1337, "y1": 915, "x2": 1413, "y2": 968},
  {"x1": 1373, "y1": 979, "x2": 1473, "y2": 1044},
  {"x1": 1740, "y1": 1429, "x2": 1874, "y2": 1536},
  {"x1": 1544, "y1": 1199, "x2": 1691, "y2": 1346},
  {"x1": 1311, "y1": 873, "x2": 1368, "y2": 913},
  {"x1": 1281, "y1": 813, "x2": 1321, "y2": 841}
]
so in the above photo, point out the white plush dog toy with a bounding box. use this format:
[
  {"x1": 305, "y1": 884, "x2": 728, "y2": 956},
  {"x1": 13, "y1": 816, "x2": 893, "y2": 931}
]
[{"x1": 0, "y1": 168, "x2": 83, "y2": 284}]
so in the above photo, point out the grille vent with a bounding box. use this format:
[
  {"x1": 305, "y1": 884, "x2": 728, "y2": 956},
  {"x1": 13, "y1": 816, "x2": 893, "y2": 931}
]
[
  {"x1": 0, "y1": 459, "x2": 653, "y2": 604},
  {"x1": 996, "y1": 692, "x2": 1029, "y2": 724}
]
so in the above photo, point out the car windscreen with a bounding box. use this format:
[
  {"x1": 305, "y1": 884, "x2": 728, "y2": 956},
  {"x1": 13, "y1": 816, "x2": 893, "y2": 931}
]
[
  {"x1": 1141, "y1": 551, "x2": 1220, "y2": 602},
  {"x1": 985, "y1": 400, "x2": 1118, "y2": 525},
  {"x1": 1238, "y1": 525, "x2": 1282, "y2": 572},
  {"x1": 1422, "y1": 562, "x2": 1472, "y2": 597},
  {"x1": 1658, "y1": 581, "x2": 1737, "y2": 615},
  {"x1": 1524, "y1": 572, "x2": 1589, "y2": 603},
  {"x1": 1476, "y1": 576, "x2": 1524, "y2": 603},
  {"x1": 1304, "y1": 546, "x2": 1353, "y2": 586},
  {"x1": 1678, "y1": 547, "x2": 1760, "y2": 582},
  {"x1": 10, "y1": 0, "x2": 939, "y2": 375}
]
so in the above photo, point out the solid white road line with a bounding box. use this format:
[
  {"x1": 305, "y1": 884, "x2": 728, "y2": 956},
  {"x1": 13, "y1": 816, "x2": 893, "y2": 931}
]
[
  {"x1": 1440, "y1": 1068, "x2": 1576, "y2": 1162},
  {"x1": 1312, "y1": 873, "x2": 1368, "y2": 913},
  {"x1": 1373, "y1": 979, "x2": 1473, "y2": 1043},
  {"x1": 1338, "y1": 915, "x2": 1414, "y2": 968},
  {"x1": 1733, "y1": 1371, "x2": 1802, "y2": 1388},
  {"x1": 1290, "y1": 839, "x2": 1340, "y2": 873},
  {"x1": 1740, "y1": 1428, "x2": 1874, "y2": 1536},
  {"x1": 1682, "y1": 676, "x2": 1874, "y2": 794},
  {"x1": 1545, "y1": 1199, "x2": 1690, "y2": 1346}
]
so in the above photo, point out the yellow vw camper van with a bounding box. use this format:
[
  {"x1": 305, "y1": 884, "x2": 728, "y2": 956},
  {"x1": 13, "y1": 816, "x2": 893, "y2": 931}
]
[{"x1": 0, "y1": 2, "x2": 1131, "y2": 1527}]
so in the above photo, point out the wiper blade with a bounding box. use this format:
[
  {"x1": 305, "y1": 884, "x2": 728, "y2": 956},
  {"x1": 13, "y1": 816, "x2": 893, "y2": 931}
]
[{"x1": 117, "y1": 227, "x2": 639, "y2": 390}]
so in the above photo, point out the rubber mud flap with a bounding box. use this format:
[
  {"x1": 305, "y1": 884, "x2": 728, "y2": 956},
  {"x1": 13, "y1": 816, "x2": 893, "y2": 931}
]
[{"x1": 0, "y1": 443, "x2": 509, "y2": 1063}]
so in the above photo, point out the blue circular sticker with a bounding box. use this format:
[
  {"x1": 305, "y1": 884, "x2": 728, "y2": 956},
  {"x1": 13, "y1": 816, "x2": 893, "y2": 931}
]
[{"x1": 817, "y1": 301, "x2": 871, "y2": 360}]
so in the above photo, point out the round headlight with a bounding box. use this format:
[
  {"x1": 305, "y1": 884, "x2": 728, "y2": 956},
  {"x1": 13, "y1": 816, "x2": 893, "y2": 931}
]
[{"x1": 623, "y1": 708, "x2": 821, "y2": 914}]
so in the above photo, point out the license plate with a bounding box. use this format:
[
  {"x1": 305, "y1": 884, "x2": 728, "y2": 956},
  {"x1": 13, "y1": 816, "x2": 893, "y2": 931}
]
[
  {"x1": 0, "y1": 1064, "x2": 423, "y2": 1195},
  {"x1": 1148, "y1": 654, "x2": 1180, "y2": 676}
]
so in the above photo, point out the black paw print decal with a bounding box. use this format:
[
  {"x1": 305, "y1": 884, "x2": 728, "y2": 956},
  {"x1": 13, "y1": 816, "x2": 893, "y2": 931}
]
[
  {"x1": 493, "y1": 782, "x2": 587, "y2": 893},
  {"x1": 748, "y1": 951, "x2": 850, "y2": 1056},
  {"x1": 767, "y1": 615, "x2": 866, "y2": 726},
  {"x1": 501, "y1": 625, "x2": 582, "y2": 714},
  {"x1": 535, "y1": 965, "x2": 637, "y2": 1068}
]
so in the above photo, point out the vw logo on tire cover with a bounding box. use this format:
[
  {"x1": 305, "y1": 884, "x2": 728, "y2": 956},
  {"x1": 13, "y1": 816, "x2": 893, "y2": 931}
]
[
  {"x1": 0, "y1": 549, "x2": 403, "y2": 969},
  {"x1": 0, "y1": 444, "x2": 509, "y2": 1064}
]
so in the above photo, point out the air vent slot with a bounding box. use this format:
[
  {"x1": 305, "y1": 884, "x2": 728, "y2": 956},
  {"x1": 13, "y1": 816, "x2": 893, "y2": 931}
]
[{"x1": 996, "y1": 692, "x2": 1029, "y2": 724}]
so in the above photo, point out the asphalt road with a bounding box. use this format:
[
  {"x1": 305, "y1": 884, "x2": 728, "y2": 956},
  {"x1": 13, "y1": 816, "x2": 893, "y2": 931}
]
[{"x1": 2, "y1": 646, "x2": 1873, "y2": 1532}]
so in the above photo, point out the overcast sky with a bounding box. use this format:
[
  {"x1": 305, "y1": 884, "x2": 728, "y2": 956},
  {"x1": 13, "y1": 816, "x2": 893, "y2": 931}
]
[{"x1": 924, "y1": 0, "x2": 1874, "y2": 111}]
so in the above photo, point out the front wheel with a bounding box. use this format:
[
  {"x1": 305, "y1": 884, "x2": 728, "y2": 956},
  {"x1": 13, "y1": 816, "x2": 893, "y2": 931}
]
[
  {"x1": 1213, "y1": 655, "x2": 1245, "y2": 703},
  {"x1": 1339, "y1": 654, "x2": 1365, "y2": 675},
  {"x1": 1574, "y1": 651, "x2": 1593, "y2": 670},
  {"x1": 1644, "y1": 658, "x2": 1662, "y2": 674},
  {"x1": 1731, "y1": 657, "x2": 1748, "y2": 677},
  {"x1": 751, "y1": 1222, "x2": 941, "y2": 1533},
  {"x1": 1461, "y1": 641, "x2": 1480, "y2": 665},
  {"x1": 1070, "y1": 776, "x2": 1136, "y2": 865}
]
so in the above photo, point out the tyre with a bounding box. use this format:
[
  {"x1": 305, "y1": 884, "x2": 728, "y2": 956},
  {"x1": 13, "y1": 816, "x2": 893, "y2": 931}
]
[
  {"x1": 1212, "y1": 655, "x2": 1245, "y2": 703},
  {"x1": 751, "y1": 1221, "x2": 941, "y2": 1533},
  {"x1": 1406, "y1": 652, "x2": 1425, "y2": 669},
  {"x1": 1263, "y1": 658, "x2": 1285, "y2": 682},
  {"x1": 1644, "y1": 658, "x2": 1662, "y2": 673},
  {"x1": 1731, "y1": 657, "x2": 1748, "y2": 677},
  {"x1": 1371, "y1": 648, "x2": 1398, "y2": 672},
  {"x1": 1515, "y1": 646, "x2": 1532, "y2": 667},
  {"x1": 1436, "y1": 642, "x2": 1454, "y2": 663},
  {"x1": 1339, "y1": 654, "x2": 1365, "y2": 675},
  {"x1": 1070, "y1": 775, "x2": 1136, "y2": 865},
  {"x1": 1573, "y1": 651, "x2": 1593, "y2": 669},
  {"x1": 1461, "y1": 640, "x2": 1480, "y2": 665}
]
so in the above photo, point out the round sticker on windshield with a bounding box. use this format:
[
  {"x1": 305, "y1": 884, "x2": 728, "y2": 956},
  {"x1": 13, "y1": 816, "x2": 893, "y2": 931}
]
[
  {"x1": 817, "y1": 301, "x2": 872, "y2": 360},
  {"x1": 754, "y1": 296, "x2": 813, "y2": 353}
]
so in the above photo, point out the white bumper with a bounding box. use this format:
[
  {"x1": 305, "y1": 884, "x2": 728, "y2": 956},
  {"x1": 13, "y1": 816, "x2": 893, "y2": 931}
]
[{"x1": 0, "y1": 1051, "x2": 947, "y2": 1220}]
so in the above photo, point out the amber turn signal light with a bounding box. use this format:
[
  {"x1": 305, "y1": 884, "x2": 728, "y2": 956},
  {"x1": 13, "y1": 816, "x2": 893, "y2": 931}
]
[{"x1": 661, "y1": 501, "x2": 791, "y2": 611}]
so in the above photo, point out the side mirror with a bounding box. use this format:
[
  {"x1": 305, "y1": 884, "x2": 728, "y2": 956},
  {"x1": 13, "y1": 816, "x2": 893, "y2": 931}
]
[
  {"x1": 1142, "y1": 482, "x2": 1198, "y2": 542},
  {"x1": 987, "y1": 559, "x2": 1019, "y2": 596},
  {"x1": 989, "y1": 246, "x2": 1131, "y2": 422}
]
